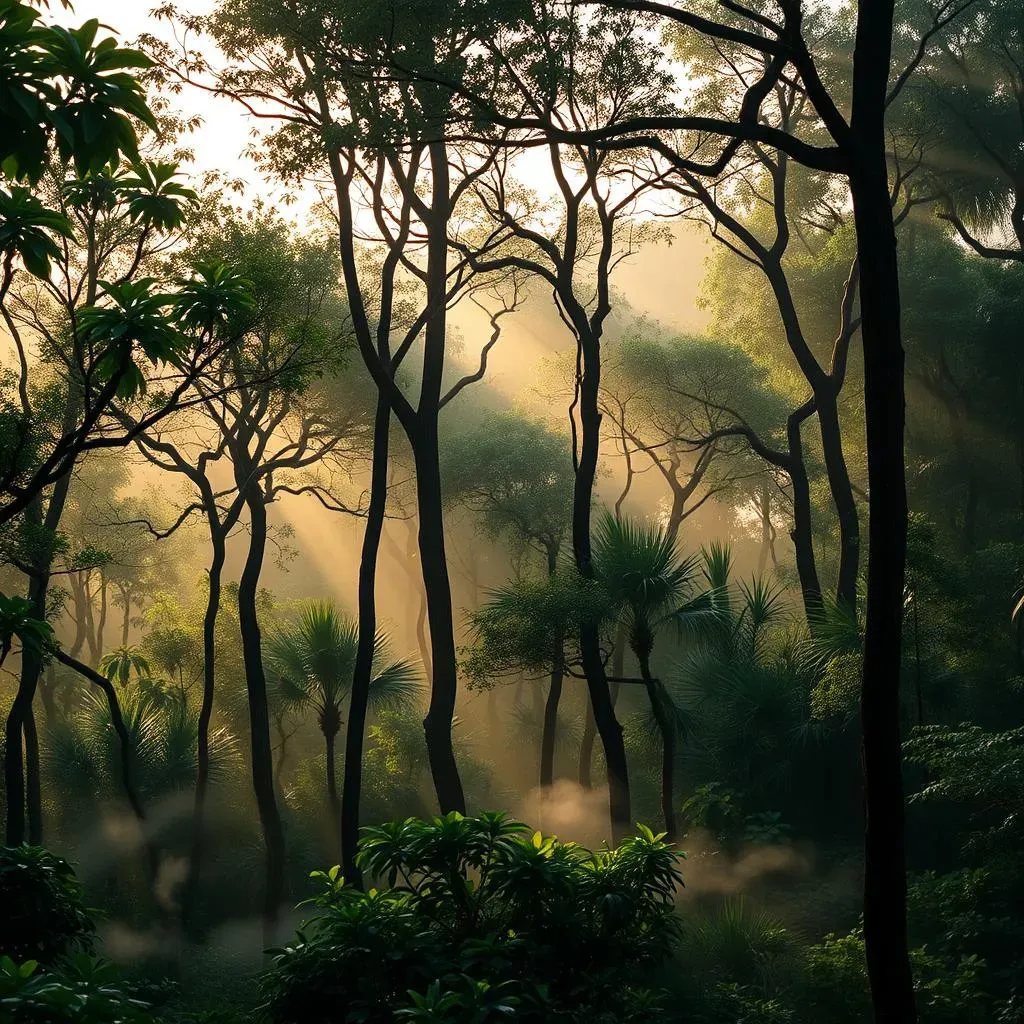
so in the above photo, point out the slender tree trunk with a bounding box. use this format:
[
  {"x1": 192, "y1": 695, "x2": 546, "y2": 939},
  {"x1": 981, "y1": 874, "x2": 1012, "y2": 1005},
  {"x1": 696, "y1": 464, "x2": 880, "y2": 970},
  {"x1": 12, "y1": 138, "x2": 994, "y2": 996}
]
[
  {"x1": 638, "y1": 649, "x2": 676, "y2": 842},
  {"x1": 182, "y1": 519, "x2": 228, "y2": 937},
  {"x1": 23, "y1": 705, "x2": 41, "y2": 845},
  {"x1": 787, "y1": 404, "x2": 824, "y2": 624},
  {"x1": 95, "y1": 577, "x2": 108, "y2": 661},
  {"x1": 758, "y1": 483, "x2": 772, "y2": 575},
  {"x1": 38, "y1": 664, "x2": 57, "y2": 727},
  {"x1": 84, "y1": 576, "x2": 99, "y2": 666},
  {"x1": 413, "y1": 432, "x2": 466, "y2": 814},
  {"x1": 540, "y1": 662, "x2": 563, "y2": 790},
  {"x1": 4, "y1": 485, "x2": 60, "y2": 846},
  {"x1": 574, "y1": 333, "x2": 630, "y2": 839},
  {"x1": 235, "y1": 476, "x2": 286, "y2": 945},
  {"x1": 851, "y1": 4, "x2": 916, "y2": 1016},
  {"x1": 121, "y1": 591, "x2": 131, "y2": 648},
  {"x1": 69, "y1": 573, "x2": 88, "y2": 658},
  {"x1": 578, "y1": 704, "x2": 595, "y2": 790},
  {"x1": 342, "y1": 396, "x2": 390, "y2": 887},
  {"x1": 818, "y1": 392, "x2": 861, "y2": 612},
  {"x1": 324, "y1": 726, "x2": 340, "y2": 850}
]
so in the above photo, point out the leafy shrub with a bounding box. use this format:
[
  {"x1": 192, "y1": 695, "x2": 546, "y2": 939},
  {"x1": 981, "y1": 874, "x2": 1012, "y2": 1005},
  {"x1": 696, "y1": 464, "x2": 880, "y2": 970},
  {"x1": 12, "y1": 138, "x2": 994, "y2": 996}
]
[
  {"x1": 262, "y1": 812, "x2": 684, "y2": 1023},
  {"x1": 0, "y1": 955, "x2": 151, "y2": 1024},
  {"x1": 0, "y1": 845, "x2": 95, "y2": 964}
]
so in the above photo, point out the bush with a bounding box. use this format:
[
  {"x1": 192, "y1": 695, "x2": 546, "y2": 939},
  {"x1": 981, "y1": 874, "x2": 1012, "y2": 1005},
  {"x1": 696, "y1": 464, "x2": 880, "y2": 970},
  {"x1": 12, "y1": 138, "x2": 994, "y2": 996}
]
[
  {"x1": 0, "y1": 845, "x2": 95, "y2": 964},
  {"x1": 262, "y1": 812, "x2": 684, "y2": 1023},
  {"x1": 0, "y1": 955, "x2": 151, "y2": 1024}
]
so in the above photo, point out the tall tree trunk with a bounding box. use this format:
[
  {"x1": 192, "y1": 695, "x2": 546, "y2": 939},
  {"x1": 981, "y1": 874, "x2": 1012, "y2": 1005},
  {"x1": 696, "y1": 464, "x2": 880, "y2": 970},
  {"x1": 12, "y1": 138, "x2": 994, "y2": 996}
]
[
  {"x1": 574, "y1": 333, "x2": 630, "y2": 840},
  {"x1": 182, "y1": 519, "x2": 228, "y2": 938},
  {"x1": 818, "y1": 391, "x2": 860, "y2": 612},
  {"x1": 787, "y1": 404, "x2": 825, "y2": 624},
  {"x1": 23, "y1": 705, "x2": 41, "y2": 845},
  {"x1": 235, "y1": 476, "x2": 286, "y2": 945},
  {"x1": 95, "y1": 577, "x2": 108, "y2": 661},
  {"x1": 540, "y1": 662, "x2": 563, "y2": 790},
  {"x1": 638, "y1": 649, "x2": 676, "y2": 842},
  {"x1": 850, "y1": 4, "x2": 916, "y2": 1016},
  {"x1": 324, "y1": 725, "x2": 340, "y2": 850},
  {"x1": 758, "y1": 482, "x2": 772, "y2": 575},
  {"x1": 38, "y1": 664, "x2": 58, "y2": 727},
  {"x1": 578, "y1": 704, "x2": 595, "y2": 790},
  {"x1": 342, "y1": 396, "x2": 390, "y2": 887},
  {"x1": 121, "y1": 590, "x2": 131, "y2": 648},
  {"x1": 413, "y1": 432, "x2": 466, "y2": 814},
  {"x1": 411, "y1": 140, "x2": 465, "y2": 815}
]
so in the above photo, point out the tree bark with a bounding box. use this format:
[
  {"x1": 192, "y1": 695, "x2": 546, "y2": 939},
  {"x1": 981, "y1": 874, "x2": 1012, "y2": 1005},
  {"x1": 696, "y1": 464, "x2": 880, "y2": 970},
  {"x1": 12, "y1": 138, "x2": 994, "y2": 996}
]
[
  {"x1": 638, "y1": 650, "x2": 677, "y2": 842},
  {"x1": 342, "y1": 396, "x2": 390, "y2": 887},
  {"x1": 324, "y1": 725, "x2": 341, "y2": 849},
  {"x1": 575, "y1": 332, "x2": 631, "y2": 840},
  {"x1": 414, "y1": 432, "x2": 467, "y2": 814},
  {"x1": 817, "y1": 391, "x2": 860, "y2": 610},
  {"x1": 787, "y1": 404, "x2": 825, "y2": 624},
  {"x1": 850, "y1": 3, "x2": 916, "y2": 1016},
  {"x1": 540, "y1": 662, "x2": 563, "y2": 790},
  {"x1": 181, "y1": 511, "x2": 230, "y2": 938},
  {"x1": 234, "y1": 470, "x2": 286, "y2": 945}
]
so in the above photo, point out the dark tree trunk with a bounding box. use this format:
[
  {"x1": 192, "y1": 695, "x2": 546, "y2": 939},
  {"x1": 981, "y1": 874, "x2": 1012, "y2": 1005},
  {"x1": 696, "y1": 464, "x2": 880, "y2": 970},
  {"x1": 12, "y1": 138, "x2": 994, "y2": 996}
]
[
  {"x1": 95, "y1": 578, "x2": 108, "y2": 661},
  {"x1": 540, "y1": 662, "x2": 563, "y2": 790},
  {"x1": 758, "y1": 482, "x2": 772, "y2": 575},
  {"x1": 574, "y1": 333, "x2": 630, "y2": 839},
  {"x1": 342, "y1": 396, "x2": 390, "y2": 887},
  {"x1": 182, "y1": 516, "x2": 229, "y2": 937},
  {"x1": 24, "y1": 705, "x2": 41, "y2": 845},
  {"x1": 817, "y1": 392, "x2": 860, "y2": 611},
  {"x1": 850, "y1": 3, "x2": 916, "y2": 1016},
  {"x1": 38, "y1": 664, "x2": 57, "y2": 727},
  {"x1": 787, "y1": 404, "x2": 825, "y2": 624},
  {"x1": 578, "y1": 704, "x2": 595, "y2": 790},
  {"x1": 638, "y1": 650, "x2": 676, "y2": 842},
  {"x1": 413, "y1": 432, "x2": 466, "y2": 814},
  {"x1": 121, "y1": 591, "x2": 131, "y2": 648},
  {"x1": 235, "y1": 475, "x2": 286, "y2": 945},
  {"x1": 324, "y1": 726, "x2": 340, "y2": 848}
]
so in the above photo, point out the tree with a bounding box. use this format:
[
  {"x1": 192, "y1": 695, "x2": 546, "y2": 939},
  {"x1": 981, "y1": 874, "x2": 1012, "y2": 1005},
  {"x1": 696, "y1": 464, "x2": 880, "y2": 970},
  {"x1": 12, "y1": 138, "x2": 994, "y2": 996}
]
[
  {"x1": 600, "y1": 323, "x2": 790, "y2": 546},
  {"x1": 265, "y1": 600, "x2": 420, "y2": 854},
  {"x1": 593, "y1": 513, "x2": 717, "y2": 840},
  {"x1": 1, "y1": 152, "x2": 210, "y2": 847},
  {"x1": 918, "y1": 0, "x2": 1024, "y2": 261},
  {"x1": 0, "y1": 4, "x2": 204, "y2": 528}
]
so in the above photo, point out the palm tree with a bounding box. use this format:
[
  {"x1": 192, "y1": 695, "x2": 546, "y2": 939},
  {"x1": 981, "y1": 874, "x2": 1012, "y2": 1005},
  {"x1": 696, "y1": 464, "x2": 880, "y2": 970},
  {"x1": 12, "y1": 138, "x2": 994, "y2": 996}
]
[
  {"x1": 594, "y1": 513, "x2": 719, "y2": 840},
  {"x1": 99, "y1": 646, "x2": 151, "y2": 687},
  {"x1": 264, "y1": 600, "x2": 420, "y2": 847}
]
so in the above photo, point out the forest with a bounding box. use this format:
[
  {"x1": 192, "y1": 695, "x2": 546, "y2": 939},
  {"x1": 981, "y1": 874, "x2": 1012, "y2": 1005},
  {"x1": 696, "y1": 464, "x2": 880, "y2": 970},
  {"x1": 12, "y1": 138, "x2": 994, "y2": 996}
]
[{"x1": 1, "y1": 0, "x2": 1023, "y2": 1021}]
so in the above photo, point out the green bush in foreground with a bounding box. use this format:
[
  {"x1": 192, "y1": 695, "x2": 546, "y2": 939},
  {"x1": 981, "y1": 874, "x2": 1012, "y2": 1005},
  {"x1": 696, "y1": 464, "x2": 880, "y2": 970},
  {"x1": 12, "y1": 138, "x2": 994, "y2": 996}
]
[
  {"x1": 262, "y1": 812, "x2": 684, "y2": 1023},
  {"x1": 0, "y1": 845, "x2": 95, "y2": 965}
]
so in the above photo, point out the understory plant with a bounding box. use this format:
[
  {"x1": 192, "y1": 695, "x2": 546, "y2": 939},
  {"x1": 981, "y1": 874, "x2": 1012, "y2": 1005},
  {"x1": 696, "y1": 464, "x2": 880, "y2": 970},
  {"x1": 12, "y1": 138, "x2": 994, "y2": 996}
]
[{"x1": 262, "y1": 812, "x2": 684, "y2": 1023}]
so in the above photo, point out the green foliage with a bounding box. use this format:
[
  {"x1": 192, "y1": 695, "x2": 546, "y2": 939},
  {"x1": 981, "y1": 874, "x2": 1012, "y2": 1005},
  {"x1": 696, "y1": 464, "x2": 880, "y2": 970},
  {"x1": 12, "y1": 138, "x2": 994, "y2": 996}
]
[
  {"x1": 0, "y1": 955, "x2": 151, "y2": 1024},
  {"x1": 0, "y1": 846, "x2": 94, "y2": 964},
  {"x1": 262, "y1": 813, "x2": 683, "y2": 1023},
  {"x1": 0, "y1": 1, "x2": 156, "y2": 182}
]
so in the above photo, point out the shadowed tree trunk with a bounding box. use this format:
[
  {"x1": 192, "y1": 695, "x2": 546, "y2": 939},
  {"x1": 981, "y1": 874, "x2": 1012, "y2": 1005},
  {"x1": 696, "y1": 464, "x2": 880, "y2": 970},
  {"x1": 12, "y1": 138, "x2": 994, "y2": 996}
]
[
  {"x1": 575, "y1": 331, "x2": 631, "y2": 840},
  {"x1": 233, "y1": 455, "x2": 286, "y2": 945},
  {"x1": 182, "y1": 490, "x2": 242, "y2": 938},
  {"x1": 637, "y1": 649, "x2": 676, "y2": 842},
  {"x1": 850, "y1": 3, "x2": 915, "y2": 1016},
  {"x1": 341, "y1": 396, "x2": 391, "y2": 887}
]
